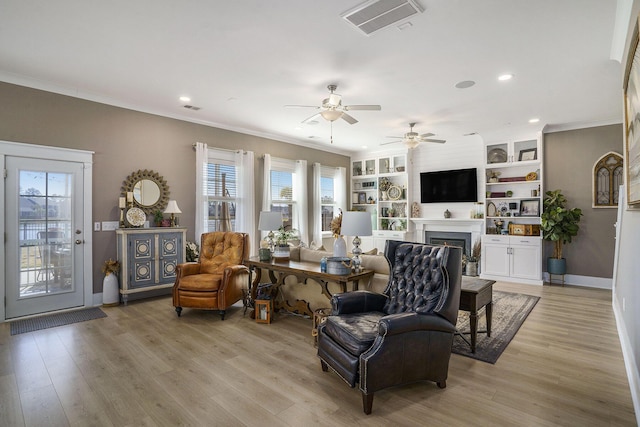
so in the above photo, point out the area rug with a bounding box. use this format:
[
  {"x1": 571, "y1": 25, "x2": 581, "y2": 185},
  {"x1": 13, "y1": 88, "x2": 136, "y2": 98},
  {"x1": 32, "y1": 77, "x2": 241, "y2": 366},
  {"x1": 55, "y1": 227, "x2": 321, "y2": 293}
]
[
  {"x1": 452, "y1": 291, "x2": 539, "y2": 364},
  {"x1": 10, "y1": 307, "x2": 107, "y2": 335}
]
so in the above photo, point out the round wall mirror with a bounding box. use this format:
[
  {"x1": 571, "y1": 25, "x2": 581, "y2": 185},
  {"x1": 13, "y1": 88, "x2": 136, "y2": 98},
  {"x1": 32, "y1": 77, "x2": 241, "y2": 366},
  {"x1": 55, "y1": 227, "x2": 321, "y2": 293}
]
[{"x1": 121, "y1": 169, "x2": 170, "y2": 214}]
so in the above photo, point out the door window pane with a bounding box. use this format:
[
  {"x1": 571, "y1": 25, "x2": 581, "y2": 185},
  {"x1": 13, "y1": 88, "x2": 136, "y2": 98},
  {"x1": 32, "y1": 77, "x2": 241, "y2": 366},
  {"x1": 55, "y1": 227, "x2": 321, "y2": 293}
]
[{"x1": 18, "y1": 170, "x2": 73, "y2": 296}]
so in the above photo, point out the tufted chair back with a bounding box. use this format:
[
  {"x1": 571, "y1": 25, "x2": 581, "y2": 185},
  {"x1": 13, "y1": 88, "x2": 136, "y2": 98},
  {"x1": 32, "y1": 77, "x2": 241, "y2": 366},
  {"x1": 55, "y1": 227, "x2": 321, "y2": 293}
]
[
  {"x1": 199, "y1": 231, "x2": 249, "y2": 274},
  {"x1": 383, "y1": 242, "x2": 456, "y2": 325}
]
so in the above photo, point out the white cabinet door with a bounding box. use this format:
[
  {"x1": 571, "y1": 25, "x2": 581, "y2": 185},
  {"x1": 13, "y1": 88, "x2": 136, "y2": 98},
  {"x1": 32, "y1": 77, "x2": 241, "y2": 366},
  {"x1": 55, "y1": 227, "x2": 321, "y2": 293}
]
[
  {"x1": 510, "y1": 237, "x2": 542, "y2": 280},
  {"x1": 482, "y1": 237, "x2": 510, "y2": 277}
]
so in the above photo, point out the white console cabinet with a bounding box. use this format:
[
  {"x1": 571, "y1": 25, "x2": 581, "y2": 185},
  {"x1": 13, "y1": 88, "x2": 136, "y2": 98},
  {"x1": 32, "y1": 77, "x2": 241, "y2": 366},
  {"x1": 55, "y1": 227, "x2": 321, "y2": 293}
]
[{"x1": 481, "y1": 235, "x2": 541, "y2": 284}]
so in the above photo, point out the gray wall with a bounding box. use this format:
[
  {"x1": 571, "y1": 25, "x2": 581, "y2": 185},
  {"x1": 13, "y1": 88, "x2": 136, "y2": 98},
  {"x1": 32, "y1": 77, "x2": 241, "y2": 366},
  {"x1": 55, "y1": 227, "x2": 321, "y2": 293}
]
[
  {"x1": 0, "y1": 82, "x2": 350, "y2": 293},
  {"x1": 543, "y1": 124, "x2": 623, "y2": 278}
]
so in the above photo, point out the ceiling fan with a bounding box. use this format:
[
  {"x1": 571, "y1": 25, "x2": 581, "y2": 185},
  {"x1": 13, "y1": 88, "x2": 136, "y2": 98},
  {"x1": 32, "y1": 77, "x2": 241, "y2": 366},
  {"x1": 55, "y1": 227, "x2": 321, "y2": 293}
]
[
  {"x1": 382, "y1": 122, "x2": 446, "y2": 149},
  {"x1": 285, "y1": 84, "x2": 381, "y2": 125}
]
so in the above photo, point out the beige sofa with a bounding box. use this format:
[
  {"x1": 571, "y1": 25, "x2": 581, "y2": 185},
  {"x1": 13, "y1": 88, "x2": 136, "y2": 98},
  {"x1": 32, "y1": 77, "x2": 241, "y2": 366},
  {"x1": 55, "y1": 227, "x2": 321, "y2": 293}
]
[{"x1": 273, "y1": 247, "x2": 391, "y2": 313}]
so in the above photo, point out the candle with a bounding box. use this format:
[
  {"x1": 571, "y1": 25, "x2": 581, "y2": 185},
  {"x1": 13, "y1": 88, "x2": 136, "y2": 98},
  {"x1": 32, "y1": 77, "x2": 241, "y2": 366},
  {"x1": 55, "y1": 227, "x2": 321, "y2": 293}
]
[
  {"x1": 127, "y1": 192, "x2": 133, "y2": 203},
  {"x1": 119, "y1": 197, "x2": 126, "y2": 208}
]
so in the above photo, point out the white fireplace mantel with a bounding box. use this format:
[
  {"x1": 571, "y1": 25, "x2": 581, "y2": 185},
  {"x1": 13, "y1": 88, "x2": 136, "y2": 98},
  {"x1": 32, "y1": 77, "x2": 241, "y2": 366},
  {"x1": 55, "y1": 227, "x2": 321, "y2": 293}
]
[{"x1": 410, "y1": 218, "x2": 484, "y2": 244}]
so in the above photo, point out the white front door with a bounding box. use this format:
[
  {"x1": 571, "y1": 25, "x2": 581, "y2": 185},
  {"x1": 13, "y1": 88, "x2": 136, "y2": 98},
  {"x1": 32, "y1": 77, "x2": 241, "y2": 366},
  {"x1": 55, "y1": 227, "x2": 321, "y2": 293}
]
[{"x1": 5, "y1": 156, "x2": 86, "y2": 318}]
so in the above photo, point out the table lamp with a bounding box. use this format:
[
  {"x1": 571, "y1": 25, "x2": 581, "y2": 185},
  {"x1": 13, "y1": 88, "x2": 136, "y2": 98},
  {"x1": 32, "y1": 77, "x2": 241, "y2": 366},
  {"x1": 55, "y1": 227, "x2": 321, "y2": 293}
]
[
  {"x1": 164, "y1": 200, "x2": 182, "y2": 227},
  {"x1": 341, "y1": 211, "x2": 373, "y2": 273},
  {"x1": 258, "y1": 211, "x2": 283, "y2": 252}
]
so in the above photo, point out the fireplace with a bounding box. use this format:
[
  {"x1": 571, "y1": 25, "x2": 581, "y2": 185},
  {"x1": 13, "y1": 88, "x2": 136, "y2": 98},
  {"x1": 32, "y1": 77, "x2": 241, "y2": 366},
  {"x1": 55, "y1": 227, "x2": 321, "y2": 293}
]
[{"x1": 425, "y1": 231, "x2": 471, "y2": 256}]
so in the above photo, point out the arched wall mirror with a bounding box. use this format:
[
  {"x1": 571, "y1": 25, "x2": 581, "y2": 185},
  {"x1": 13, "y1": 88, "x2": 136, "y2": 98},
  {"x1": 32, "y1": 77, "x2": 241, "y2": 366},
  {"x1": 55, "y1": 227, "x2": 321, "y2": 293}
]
[{"x1": 121, "y1": 169, "x2": 170, "y2": 214}]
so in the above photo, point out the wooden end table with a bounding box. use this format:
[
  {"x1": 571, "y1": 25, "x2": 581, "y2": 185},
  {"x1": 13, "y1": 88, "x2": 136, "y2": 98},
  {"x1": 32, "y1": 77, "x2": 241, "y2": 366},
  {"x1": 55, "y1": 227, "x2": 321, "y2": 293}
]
[{"x1": 459, "y1": 277, "x2": 495, "y2": 353}]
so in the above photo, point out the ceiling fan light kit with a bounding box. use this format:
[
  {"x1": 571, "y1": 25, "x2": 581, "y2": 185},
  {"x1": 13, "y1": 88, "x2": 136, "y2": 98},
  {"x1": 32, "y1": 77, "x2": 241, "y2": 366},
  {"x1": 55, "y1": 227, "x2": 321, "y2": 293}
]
[
  {"x1": 289, "y1": 84, "x2": 381, "y2": 129},
  {"x1": 320, "y1": 109, "x2": 343, "y2": 122},
  {"x1": 382, "y1": 122, "x2": 447, "y2": 148}
]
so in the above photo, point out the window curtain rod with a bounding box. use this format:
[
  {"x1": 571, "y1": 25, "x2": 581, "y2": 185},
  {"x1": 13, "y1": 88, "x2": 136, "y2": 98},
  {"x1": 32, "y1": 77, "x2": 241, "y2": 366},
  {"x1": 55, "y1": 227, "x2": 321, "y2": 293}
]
[{"x1": 191, "y1": 143, "x2": 244, "y2": 154}]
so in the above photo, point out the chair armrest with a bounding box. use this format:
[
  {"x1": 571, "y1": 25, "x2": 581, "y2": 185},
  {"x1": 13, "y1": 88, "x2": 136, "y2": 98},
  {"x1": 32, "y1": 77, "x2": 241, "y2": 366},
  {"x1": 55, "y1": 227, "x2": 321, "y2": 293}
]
[
  {"x1": 176, "y1": 262, "x2": 201, "y2": 278},
  {"x1": 218, "y1": 265, "x2": 250, "y2": 307},
  {"x1": 332, "y1": 290, "x2": 387, "y2": 315},
  {"x1": 222, "y1": 264, "x2": 250, "y2": 282},
  {"x1": 378, "y1": 312, "x2": 456, "y2": 336}
]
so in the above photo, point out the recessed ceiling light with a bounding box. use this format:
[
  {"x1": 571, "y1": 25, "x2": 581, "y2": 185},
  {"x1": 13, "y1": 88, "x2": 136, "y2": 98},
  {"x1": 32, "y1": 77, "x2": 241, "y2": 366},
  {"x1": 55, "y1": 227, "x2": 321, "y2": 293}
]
[
  {"x1": 179, "y1": 96, "x2": 191, "y2": 103},
  {"x1": 455, "y1": 80, "x2": 475, "y2": 89},
  {"x1": 294, "y1": 126, "x2": 302, "y2": 130},
  {"x1": 498, "y1": 74, "x2": 514, "y2": 81},
  {"x1": 362, "y1": 145, "x2": 368, "y2": 149},
  {"x1": 529, "y1": 118, "x2": 540, "y2": 123}
]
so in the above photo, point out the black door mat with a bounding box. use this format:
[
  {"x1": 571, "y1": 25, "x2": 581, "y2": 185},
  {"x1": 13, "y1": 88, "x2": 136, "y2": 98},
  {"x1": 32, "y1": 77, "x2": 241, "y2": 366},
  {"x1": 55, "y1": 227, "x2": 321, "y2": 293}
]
[{"x1": 10, "y1": 307, "x2": 107, "y2": 335}]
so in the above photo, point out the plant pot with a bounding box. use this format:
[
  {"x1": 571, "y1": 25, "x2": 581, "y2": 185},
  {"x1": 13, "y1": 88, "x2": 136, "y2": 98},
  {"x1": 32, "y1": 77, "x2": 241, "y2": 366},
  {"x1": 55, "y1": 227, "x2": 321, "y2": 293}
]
[
  {"x1": 547, "y1": 257, "x2": 567, "y2": 275},
  {"x1": 273, "y1": 245, "x2": 290, "y2": 259},
  {"x1": 465, "y1": 261, "x2": 478, "y2": 277}
]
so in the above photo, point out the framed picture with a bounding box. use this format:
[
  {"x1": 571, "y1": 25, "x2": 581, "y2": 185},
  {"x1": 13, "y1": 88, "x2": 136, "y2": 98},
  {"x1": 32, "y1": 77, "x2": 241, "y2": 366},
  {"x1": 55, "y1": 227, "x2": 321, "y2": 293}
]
[
  {"x1": 519, "y1": 199, "x2": 540, "y2": 217},
  {"x1": 358, "y1": 192, "x2": 367, "y2": 204},
  {"x1": 624, "y1": 16, "x2": 640, "y2": 205},
  {"x1": 518, "y1": 148, "x2": 537, "y2": 161}
]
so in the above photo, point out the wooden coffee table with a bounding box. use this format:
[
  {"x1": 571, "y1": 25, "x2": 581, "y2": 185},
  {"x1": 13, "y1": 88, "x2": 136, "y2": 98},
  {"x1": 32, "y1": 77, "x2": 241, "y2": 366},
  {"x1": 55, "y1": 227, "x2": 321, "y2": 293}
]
[{"x1": 459, "y1": 277, "x2": 496, "y2": 353}]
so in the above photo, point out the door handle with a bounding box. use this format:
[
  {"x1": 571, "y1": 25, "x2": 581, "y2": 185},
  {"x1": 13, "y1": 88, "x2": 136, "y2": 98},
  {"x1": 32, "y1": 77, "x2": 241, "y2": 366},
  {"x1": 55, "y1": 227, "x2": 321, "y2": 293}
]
[{"x1": 75, "y1": 239, "x2": 83, "y2": 245}]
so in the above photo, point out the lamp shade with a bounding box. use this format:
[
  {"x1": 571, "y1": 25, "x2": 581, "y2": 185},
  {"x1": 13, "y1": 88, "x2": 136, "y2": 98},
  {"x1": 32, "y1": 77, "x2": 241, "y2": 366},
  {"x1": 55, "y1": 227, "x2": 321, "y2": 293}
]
[
  {"x1": 163, "y1": 200, "x2": 182, "y2": 214},
  {"x1": 258, "y1": 211, "x2": 282, "y2": 231},
  {"x1": 341, "y1": 211, "x2": 373, "y2": 237}
]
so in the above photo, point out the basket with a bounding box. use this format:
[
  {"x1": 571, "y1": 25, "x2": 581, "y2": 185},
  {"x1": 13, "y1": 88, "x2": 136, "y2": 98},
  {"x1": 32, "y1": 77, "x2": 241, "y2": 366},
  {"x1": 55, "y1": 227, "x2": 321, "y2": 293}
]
[{"x1": 326, "y1": 257, "x2": 352, "y2": 275}]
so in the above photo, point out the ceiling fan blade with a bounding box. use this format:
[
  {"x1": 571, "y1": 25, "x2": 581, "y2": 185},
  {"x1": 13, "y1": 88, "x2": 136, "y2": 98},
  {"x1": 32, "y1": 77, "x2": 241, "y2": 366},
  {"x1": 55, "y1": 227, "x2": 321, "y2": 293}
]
[
  {"x1": 344, "y1": 104, "x2": 381, "y2": 111},
  {"x1": 341, "y1": 113, "x2": 358, "y2": 125},
  {"x1": 385, "y1": 136, "x2": 403, "y2": 139},
  {"x1": 380, "y1": 140, "x2": 401, "y2": 146},
  {"x1": 419, "y1": 132, "x2": 435, "y2": 138},
  {"x1": 422, "y1": 138, "x2": 446, "y2": 144},
  {"x1": 301, "y1": 113, "x2": 321, "y2": 124},
  {"x1": 284, "y1": 105, "x2": 320, "y2": 109}
]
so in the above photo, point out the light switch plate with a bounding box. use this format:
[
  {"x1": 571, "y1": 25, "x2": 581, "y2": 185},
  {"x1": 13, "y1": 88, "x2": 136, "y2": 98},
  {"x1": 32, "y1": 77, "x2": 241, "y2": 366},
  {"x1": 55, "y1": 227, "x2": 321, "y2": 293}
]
[
  {"x1": 101, "y1": 221, "x2": 119, "y2": 231},
  {"x1": 94, "y1": 222, "x2": 101, "y2": 231}
]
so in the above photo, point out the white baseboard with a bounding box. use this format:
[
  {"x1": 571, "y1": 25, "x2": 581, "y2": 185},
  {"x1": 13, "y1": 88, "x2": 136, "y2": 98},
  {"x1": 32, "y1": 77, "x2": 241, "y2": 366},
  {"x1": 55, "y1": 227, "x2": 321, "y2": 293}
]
[
  {"x1": 92, "y1": 292, "x2": 103, "y2": 306},
  {"x1": 543, "y1": 273, "x2": 612, "y2": 289},
  {"x1": 613, "y1": 295, "x2": 640, "y2": 426}
]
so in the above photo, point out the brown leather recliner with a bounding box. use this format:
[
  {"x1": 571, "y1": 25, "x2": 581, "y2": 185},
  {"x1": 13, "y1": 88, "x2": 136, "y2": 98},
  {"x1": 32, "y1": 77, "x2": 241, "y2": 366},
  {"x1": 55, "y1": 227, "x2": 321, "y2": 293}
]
[
  {"x1": 173, "y1": 231, "x2": 250, "y2": 320},
  {"x1": 317, "y1": 241, "x2": 462, "y2": 414}
]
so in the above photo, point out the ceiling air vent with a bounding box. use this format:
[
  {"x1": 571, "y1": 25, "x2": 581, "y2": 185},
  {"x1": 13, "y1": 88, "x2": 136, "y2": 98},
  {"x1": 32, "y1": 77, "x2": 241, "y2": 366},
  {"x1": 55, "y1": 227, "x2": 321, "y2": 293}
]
[
  {"x1": 342, "y1": 0, "x2": 423, "y2": 36},
  {"x1": 183, "y1": 105, "x2": 201, "y2": 111}
]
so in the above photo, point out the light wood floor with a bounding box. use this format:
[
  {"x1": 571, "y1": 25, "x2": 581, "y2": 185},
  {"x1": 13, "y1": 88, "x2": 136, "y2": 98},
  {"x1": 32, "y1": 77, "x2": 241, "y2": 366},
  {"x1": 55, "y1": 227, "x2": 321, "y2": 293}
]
[{"x1": 0, "y1": 282, "x2": 636, "y2": 426}]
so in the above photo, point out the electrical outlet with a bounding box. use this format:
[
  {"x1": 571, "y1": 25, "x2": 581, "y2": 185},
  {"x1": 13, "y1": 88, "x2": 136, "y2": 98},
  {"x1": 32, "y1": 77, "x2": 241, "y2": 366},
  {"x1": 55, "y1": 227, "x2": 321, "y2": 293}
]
[{"x1": 94, "y1": 222, "x2": 101, "y2": 231}]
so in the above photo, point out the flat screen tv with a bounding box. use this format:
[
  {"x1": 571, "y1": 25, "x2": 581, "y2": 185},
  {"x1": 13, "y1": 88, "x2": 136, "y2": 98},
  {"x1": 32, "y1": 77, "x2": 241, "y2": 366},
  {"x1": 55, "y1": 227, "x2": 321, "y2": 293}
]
[{"x1": 420, "y1": 168, "x2": 478, "y2": 203}]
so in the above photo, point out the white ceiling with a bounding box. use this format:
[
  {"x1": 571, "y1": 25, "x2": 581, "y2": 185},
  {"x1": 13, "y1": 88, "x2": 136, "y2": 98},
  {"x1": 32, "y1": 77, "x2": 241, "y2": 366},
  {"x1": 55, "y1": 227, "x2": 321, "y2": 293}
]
[{"x1": 0, "y1": 0, "x2": 624, "y2": 154}]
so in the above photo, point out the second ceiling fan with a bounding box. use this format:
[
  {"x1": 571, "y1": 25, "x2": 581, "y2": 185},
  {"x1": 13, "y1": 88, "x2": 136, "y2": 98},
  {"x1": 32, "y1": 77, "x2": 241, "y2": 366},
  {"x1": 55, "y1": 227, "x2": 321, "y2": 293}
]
[
  {"x1": 286, "y1": 84, "x2": 381, "y2": 125},
  {"x1": 382, "y1": 122, "x2": 446, "y2": 148}
]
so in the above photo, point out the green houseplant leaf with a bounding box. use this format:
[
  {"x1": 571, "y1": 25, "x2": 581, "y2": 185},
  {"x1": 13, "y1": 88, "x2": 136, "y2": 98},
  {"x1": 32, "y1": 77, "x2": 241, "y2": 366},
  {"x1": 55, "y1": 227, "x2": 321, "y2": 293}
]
[{"x1": 540, "y1": 189, "x2": 583, "y2": 259}]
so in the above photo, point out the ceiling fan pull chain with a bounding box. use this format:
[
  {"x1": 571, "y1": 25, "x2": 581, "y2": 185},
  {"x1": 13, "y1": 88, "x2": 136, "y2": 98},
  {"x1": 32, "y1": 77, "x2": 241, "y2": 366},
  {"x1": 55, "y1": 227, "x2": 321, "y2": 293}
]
[{"x1": 330, "y1": 121, "x2": 334, "y2": 144}]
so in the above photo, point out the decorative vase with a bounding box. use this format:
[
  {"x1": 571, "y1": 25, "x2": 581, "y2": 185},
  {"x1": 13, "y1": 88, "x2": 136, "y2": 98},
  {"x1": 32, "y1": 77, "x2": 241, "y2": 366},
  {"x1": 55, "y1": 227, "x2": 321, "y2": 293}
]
[
  {"x1": 547, "y1": 257, "x2": 567, "y2": 275},
  {"x1": 381, "y1": 191, "x2": 388, "y2": 201},
  {"x1": 444, "y1": 209, "x2": 451, "y2": 218},
  {"x1": 333, "y1": 236, "x2": 347, "y2": 257},
  {"x1": 102, "y1": 272, "x2": 119, "y2": 306}
]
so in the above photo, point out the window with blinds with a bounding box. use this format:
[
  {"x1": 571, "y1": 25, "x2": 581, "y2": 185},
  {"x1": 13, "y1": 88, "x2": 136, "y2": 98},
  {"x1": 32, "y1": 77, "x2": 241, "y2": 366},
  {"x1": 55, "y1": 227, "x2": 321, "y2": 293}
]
[
  {"x1": 321, "y1": 175, "x2": 336, "y2": 232},
  {"x1": 270, "y1": 169, "x2": 293, "y2": 230},
  {"x1": 205, "y1": 156, "x2": 237, "y2": 232}
]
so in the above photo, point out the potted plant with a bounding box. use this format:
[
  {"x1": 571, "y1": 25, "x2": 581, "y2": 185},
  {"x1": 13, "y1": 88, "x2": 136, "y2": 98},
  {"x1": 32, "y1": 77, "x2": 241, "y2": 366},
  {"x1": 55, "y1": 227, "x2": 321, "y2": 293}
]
[
  {"x1": 101, "y1": 258, "x2": 120, "y2": 306},
  {"x1": 273, "y1": 225, "x2": 298, "y2": 259},
  {"x1": 540, "y1": 189, "x2": 583, "y2": 275},
  {"x1": 466, "y1": 240, "x2": 481, "y2": 276},
  {"x1": 153, "y1": 210, "x2": 164, "y2": 227}
]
